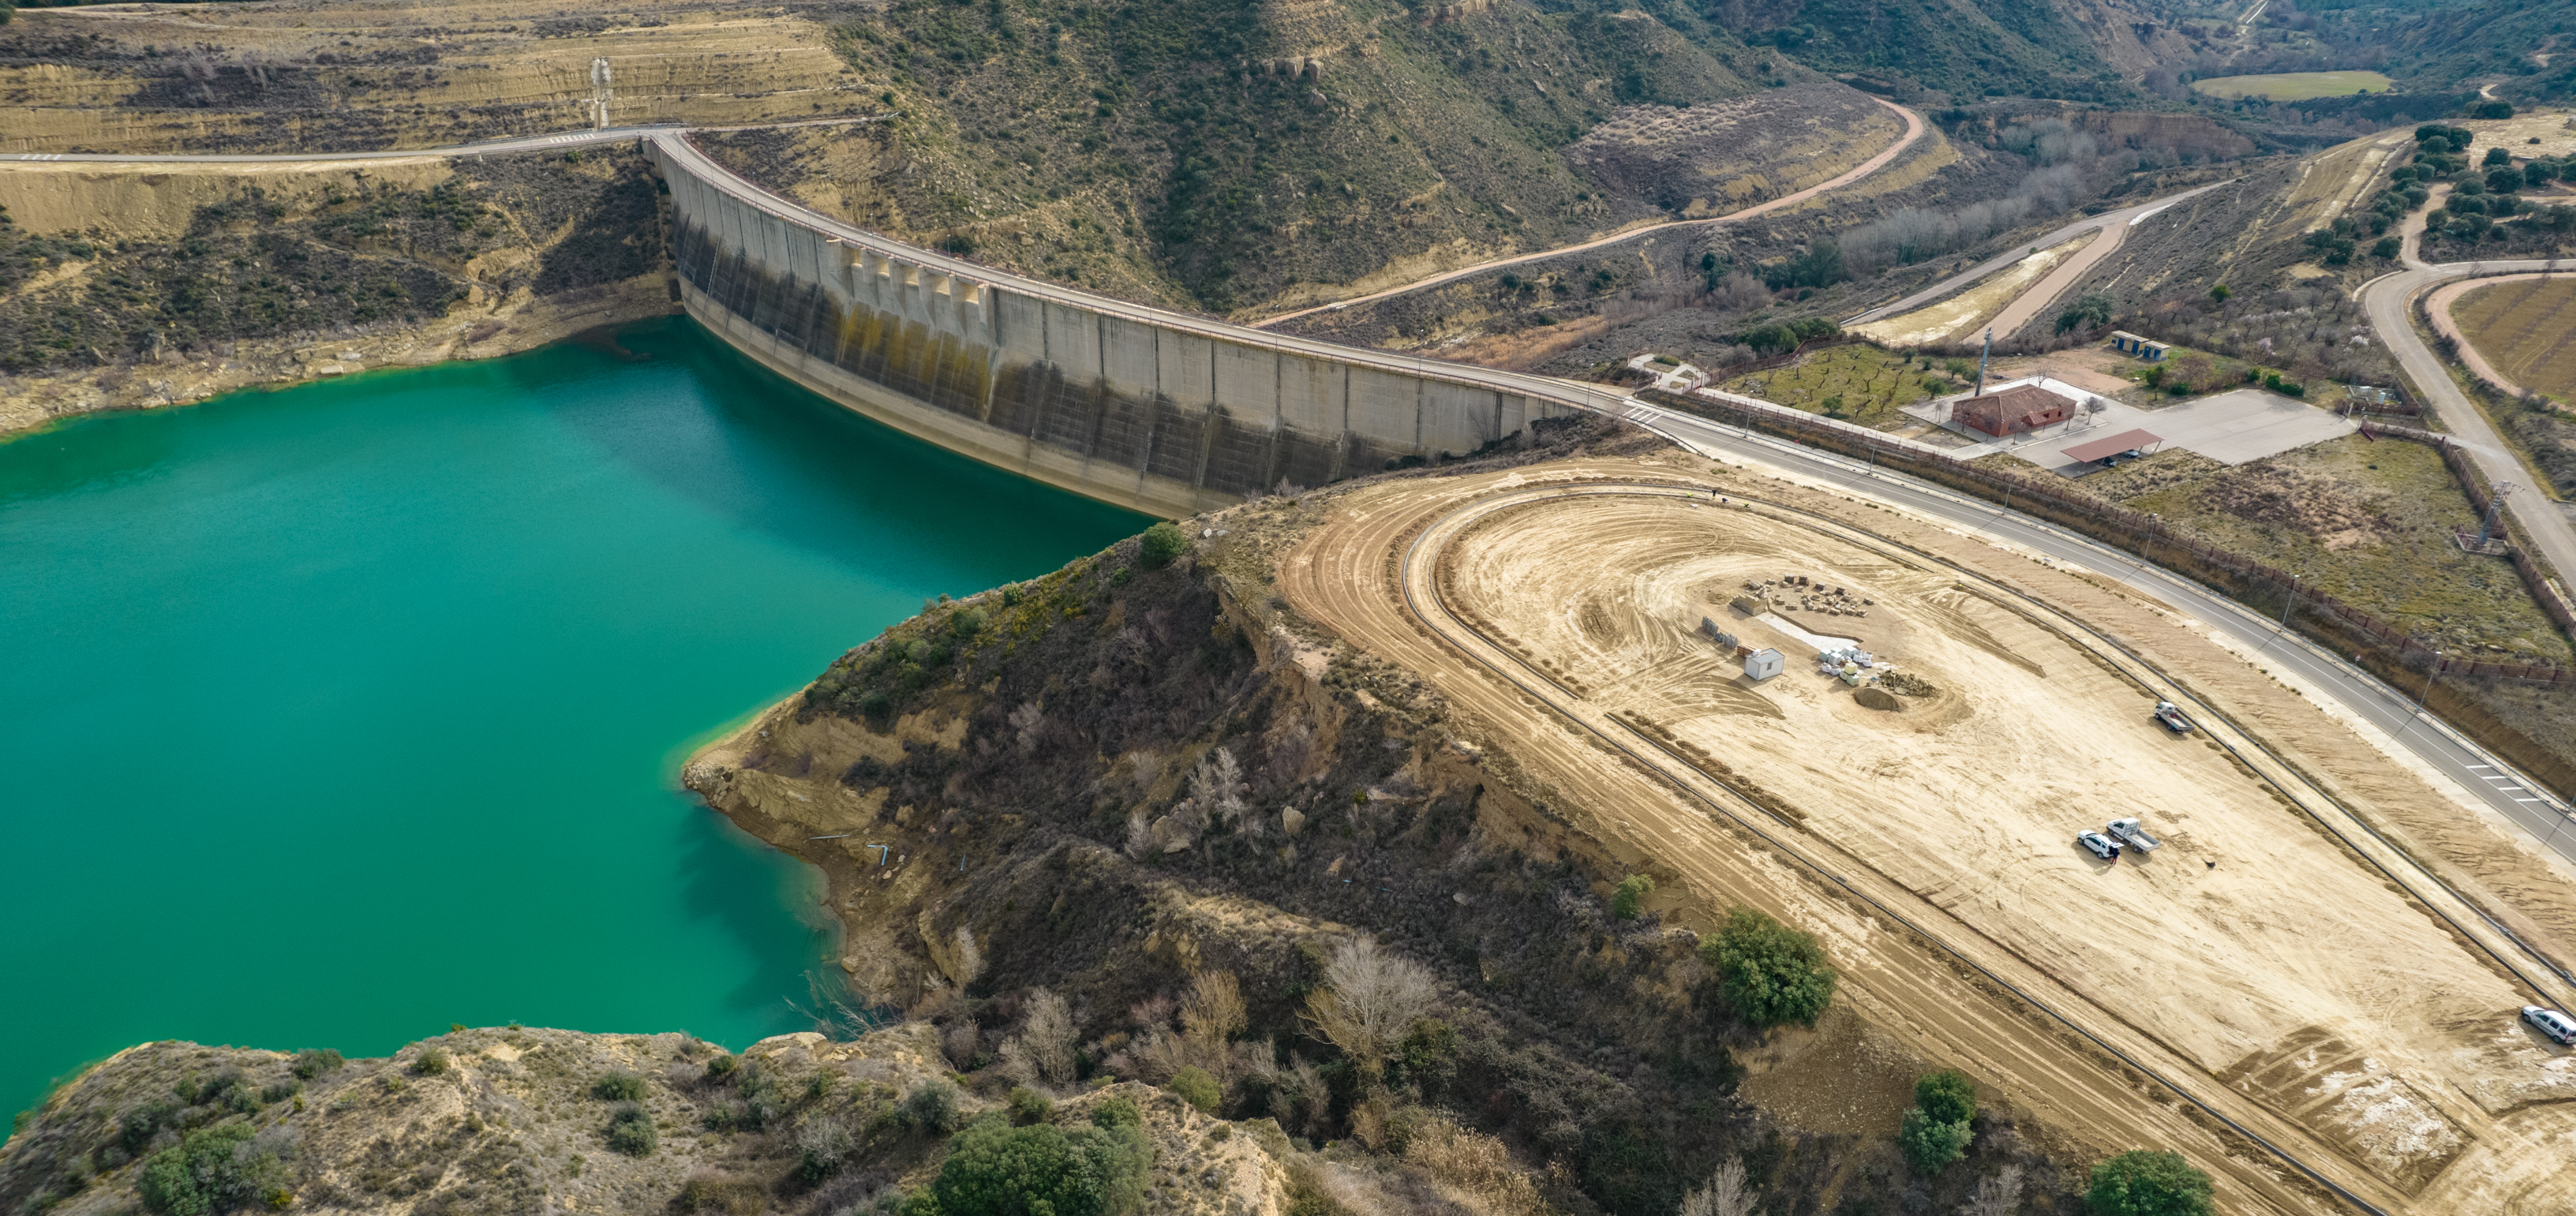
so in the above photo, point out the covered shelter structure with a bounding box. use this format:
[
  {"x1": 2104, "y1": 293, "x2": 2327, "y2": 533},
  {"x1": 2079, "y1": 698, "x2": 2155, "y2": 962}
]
[{"x1": 2062, "y1": 428, "x2": 2164, "y2": 466}]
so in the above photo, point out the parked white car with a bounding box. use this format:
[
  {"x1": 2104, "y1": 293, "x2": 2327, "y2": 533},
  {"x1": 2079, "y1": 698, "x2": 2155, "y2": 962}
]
[
  {"x1": 2525, "y1": 1005, "x2": 2576, "y2": 1045},
  {"x1": 2077, "y1": 831, "x2": 2121, "y2": 861}
]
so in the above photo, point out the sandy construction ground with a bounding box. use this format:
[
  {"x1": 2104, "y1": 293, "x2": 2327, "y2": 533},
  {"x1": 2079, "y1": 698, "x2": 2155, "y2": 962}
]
[
  {"x1": 1284, "y1": 451, "x2": 2576, "y2": 1212},
  {"x1": 1851, "y1": 236, "x2": 2084, "y2": 347}
]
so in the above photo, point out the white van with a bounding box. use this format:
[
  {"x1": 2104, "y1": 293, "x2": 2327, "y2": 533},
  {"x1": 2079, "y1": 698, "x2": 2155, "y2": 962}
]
[{"x1": 2523, "y1": 1005, "x2": 2576, "y2": 1045}]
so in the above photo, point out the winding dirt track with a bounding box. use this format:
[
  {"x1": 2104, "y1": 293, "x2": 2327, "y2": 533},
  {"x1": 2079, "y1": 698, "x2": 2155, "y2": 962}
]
[
  {"x1": 1281, "y1": 462, "x2": 2576, "y2": 1214},
  {"x1": 1252, "y1": 98, "x2": 1925, "y2": 327}
]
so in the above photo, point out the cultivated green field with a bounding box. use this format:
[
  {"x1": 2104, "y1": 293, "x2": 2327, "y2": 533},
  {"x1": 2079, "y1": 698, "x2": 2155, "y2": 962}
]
[{"x1": 2189, "y1": 70, "x2": 2396, "y2": 100}]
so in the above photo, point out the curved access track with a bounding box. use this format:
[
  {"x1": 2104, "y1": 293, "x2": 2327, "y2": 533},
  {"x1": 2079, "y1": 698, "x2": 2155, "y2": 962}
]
[
  {"x1": 1844, "y1": 179, "x2": 2234, "y2": 327},
  {"x1": 1285, "y1": 462, "x2": 2576, "y2": 1213},
  {"x1": 2360, "y1": 252, "x2": 2576, "y2": 598},
  {"x1": 1251, "y1": 98, "x2": 1926, "y2": 328}
]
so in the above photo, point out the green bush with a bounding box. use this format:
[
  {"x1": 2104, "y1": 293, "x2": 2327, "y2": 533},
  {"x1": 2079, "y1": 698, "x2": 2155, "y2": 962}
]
[
  {"x1": 1140, "y1": 522, "x2": 1189, "y2": 569},
  {"x1": 952, "y1": 608, "x2": 988, "y2": 639},
  {"x1": 704, "y1": 1053, "x2": 740, "y2": 1081},
  {"x1": 411, "y1": 1048, "x2": 449, "y2": 1076},
  {"x1": 1610, "y1": 875, "x2": 1653, "y2": 920},
  {"x1": 289, "y1": 1049, "x2": 343, "y2": 1080},
  {"x1": 605, "y1": 1102, "x2": 658, "y2": 1157},
  {"x1": 593, "y1": 1072, "x2": 649, "y2": 1102},
  {"x1": 1009, "y1": 1085, "x2": 1055, "y2": 1125},
  {"x1": 1091, "y1": 1097, "x2": 1141, "y2": 1130},
  {"x1": 1166, "y1": 1066, "x2": 1221, "y2": 1114},
  {"x1": 1897, "y1": 1107, "x2": 1971, "y2": 1175},
  {"x1": 930, "y1": 1113, "x2": 1152, "y2": 1216},
  {"x1": 138, "y1": 1123, "x2": 293, "y2": 1216},
  {"x1": 1915, "y1": 1070, "x2": 1976, "y2": 1125},
  {"x1": 1700, "y1": 906, "x2": 1837, "y2": 1027},
  {"x1": 2085, "y1": 1151, "x2": 2212, "y2": 1216},
  {"x1": 906, "y1": 1079, "x2": 962, "y2": 1133}
]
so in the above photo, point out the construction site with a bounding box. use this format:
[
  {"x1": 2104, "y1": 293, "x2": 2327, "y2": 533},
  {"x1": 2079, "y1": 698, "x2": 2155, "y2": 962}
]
[{"x1": 1284, "y1": 447, "x2": 2576, "y2": 1213}]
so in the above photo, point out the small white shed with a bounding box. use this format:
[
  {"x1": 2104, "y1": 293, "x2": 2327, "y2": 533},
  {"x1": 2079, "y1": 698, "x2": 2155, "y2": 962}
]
[{"x1": 1743, "y1": 648, "x2": 1784, "y2": 681}]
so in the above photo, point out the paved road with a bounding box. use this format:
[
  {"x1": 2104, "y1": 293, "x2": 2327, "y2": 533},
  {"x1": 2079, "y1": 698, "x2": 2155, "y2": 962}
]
[
  {"x1": 1251, "y1": 97, "x2": 1926, "y2": 327},
  {"x1": 1610, "y1": 394, "x2": 2576, "y2": 883},
  {"x1": 2361, "y1": 227, "x2": 2576, "y2": 608},
  {"x1": 0, "y1": 116, "x2": 890, "y2": 163},
  {"x1": 1844, "y1": 179, "x2": 2237, "y2": 324}
]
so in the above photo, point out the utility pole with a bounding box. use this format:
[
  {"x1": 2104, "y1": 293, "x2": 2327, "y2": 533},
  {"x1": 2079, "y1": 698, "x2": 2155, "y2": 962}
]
[
  {"x1": 1975, "y1": 327, "x2": 1992, "y2": 397},
  {"x1": 2478, "y1": 482, "x2": 2515, "y2": 548}
]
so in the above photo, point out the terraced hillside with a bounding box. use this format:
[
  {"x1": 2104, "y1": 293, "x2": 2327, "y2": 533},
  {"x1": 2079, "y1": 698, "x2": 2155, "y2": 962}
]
[{"x1": 0, "y1": 0, "x2": 1852, "y2": 317}]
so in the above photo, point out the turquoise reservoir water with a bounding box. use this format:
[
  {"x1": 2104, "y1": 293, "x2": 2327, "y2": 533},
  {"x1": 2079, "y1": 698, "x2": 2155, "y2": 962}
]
[{"x1": 0, "y1": 317, "x2": 1144, "y2": 1113}]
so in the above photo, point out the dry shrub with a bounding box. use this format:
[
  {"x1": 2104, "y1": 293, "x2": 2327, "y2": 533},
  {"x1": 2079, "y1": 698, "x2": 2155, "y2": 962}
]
[
  {"x1": 1402, "y1": 1116, "x2": 1551, "y2": 1216},
  {"x1": 676, "y1": 1170, "x2": 766, "y2": 1216},
  {"x1": 1181, "y1": 971, "x2": 1247, "y2": 1047},
  {"x1": 1303, "y1": 939, "x2": 1437, "y2": 1074},
  {"x1": 999, "y1": 988, "x2": 1078, "y2": 1088}
]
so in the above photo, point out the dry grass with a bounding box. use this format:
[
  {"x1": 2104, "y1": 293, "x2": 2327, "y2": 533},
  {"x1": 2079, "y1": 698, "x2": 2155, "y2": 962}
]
[
  {"x1": 2188, "y1": 71, "x2": 2395, "y2": 100},
  {"x1": 1715, "y1": 342, "x2": 1938, "y2": 428},
  {"x1": 1402, "y1": 1116, "x2": 1552, "y2": 1216},
  {"x1": 2453, "y1": 279, "x2": 2576, "y2": 402},
  {"x1": 2111, "y1": 435, "x2": 2573, "y2": 659}
]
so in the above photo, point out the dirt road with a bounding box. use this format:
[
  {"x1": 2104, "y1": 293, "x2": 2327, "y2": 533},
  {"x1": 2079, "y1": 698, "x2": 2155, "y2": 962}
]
[
  {"x1": 1282, "y1": 456, "x2": 2576, "y2": 1212},
  {"x1": 1844, "y1": 181, "x2": 2233, "y2": 327},
  {"x1": 1985, "y1": 223, "x2": 2125, "y2": 339},
  {"x1": 1250, "y1": 99, "x2": 1926, "y2": 328}
]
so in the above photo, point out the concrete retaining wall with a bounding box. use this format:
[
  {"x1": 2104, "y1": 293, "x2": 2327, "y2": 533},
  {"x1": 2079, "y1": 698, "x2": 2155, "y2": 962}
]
[{"x1": 648, "y1": 136, "x2": 1561, "y2": 518}]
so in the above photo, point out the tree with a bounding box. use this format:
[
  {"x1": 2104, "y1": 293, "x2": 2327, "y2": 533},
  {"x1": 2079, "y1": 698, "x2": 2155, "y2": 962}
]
[
  {"x1": 2485, "y1": 146, "x2": 2514, "y2": 166},
  {"x1": 139, "y1": 1124, "x2": 294, "y2": 1215},
  {"x1": 1303, "y1": 937, "x2": 1438, "y2": 1075},
  {"x1": 929, "y1": 1113, "x2": 1152, "y2": 1216},
  {"x1": 2085, "y1": 1151, "x2": 2213, "y2": 1216},
  {"x1": 1899, "y1": 1068, "x2": 1977, "y2": 1175},
  {"x1": 1766, "y1": 242, "x2": 1846, "y2": 290},
  {"x1": 2372, "y1": 236, "x2": 2402, "y2": 260},
  {"x1": 1678, "y1": 1159, "x2": 1754, "y2": 1216},
  {"x1": 1139, "y1": 522, "x2": 1189, "y2": 568},
  {"x1": 2207, "y1": 283, "x2": 2230, "y2": 305},
  {"x1": 1700, "y1": 907, "x2": 1837, "y2": 1027},
  {"x1": 2488, "y1": 166, "x2": 2525, "y2": 195},
  {"x1": 2056, "y1": 293, "x2": 2114, "y2": 333},
  {"x1": 905, "y1": 1080, "x2": 963, "y2": 1133},
  {"x1": 2476, "y1": 99, "x2": 2514, "y2": 120},
  {"x1": 1899, "y1": 1108, "x2": 1973, "y2": 1175},
  {"x1": 1915, "y1": 1070, "x2": 1978, "y2": 1125},
  {"x1": 1612, "y1": 874, "x2": 1653, "y2": 919}
]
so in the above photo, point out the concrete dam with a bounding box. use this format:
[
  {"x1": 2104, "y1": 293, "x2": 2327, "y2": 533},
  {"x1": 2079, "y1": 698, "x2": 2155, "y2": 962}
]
[{"x1": 646, "y1": 134, "x2": 1584, "y2": 518}]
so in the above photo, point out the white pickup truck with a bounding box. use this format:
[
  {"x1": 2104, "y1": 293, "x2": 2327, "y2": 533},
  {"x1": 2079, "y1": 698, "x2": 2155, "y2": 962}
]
[
  {"x1": 2152, "y1": 701, "x2": 2195, "y2": 734},
  {"x1": 2106, "y1": 818, "x2": 2162, "y2": 852}
]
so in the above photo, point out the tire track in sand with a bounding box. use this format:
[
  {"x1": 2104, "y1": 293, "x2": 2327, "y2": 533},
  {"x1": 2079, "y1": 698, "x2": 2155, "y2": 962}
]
[{"x1": 1282, "y1": 470, "x2": 2419, "y2": 1216}]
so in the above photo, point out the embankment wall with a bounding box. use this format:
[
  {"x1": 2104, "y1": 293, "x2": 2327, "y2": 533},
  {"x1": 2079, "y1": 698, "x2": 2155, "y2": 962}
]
[{"x1": 647, "y1": 135, "x2": 1564, "y2": 518}]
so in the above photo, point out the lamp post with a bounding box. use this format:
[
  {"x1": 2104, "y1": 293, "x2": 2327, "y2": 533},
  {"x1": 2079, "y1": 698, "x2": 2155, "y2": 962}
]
[
  {"x1": 2279, "y1": 571, "x2": 2301, "y2": 627},
  {"x1": 2417, "y1": 649, "x2": 2442, "y2": 715}
]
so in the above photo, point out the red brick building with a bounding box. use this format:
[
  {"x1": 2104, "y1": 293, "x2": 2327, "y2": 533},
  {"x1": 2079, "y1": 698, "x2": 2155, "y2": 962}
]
[{"x1": 1951, "y1": 384, "x2": 2071, "y2": 437}]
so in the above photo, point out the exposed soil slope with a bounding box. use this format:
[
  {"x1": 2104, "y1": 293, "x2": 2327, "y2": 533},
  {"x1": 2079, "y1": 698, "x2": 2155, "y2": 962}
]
[{"x1": 0, "y1": 144, "x2": 672, "y2": 438}]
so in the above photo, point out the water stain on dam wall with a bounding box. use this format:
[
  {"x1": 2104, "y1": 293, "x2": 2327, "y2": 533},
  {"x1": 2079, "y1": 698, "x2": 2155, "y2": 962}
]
[{"x1": 653, "y1": 139, "x2": 1558, "y2": 517}]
